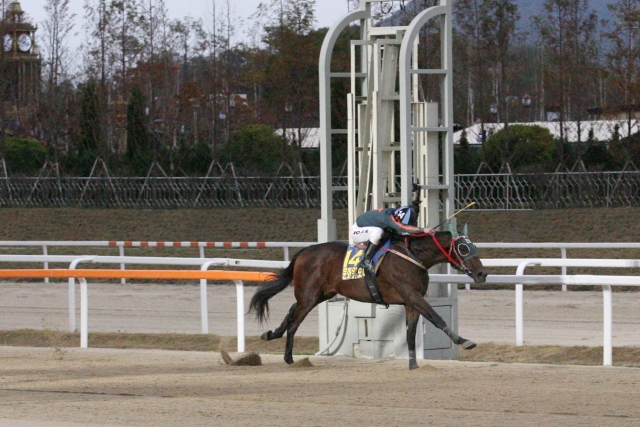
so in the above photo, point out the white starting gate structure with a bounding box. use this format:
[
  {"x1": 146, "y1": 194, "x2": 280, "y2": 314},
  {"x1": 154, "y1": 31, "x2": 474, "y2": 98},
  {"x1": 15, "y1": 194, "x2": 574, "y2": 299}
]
[{"x1": 317, "y1": 0, "x2": 459, "y2": 360}]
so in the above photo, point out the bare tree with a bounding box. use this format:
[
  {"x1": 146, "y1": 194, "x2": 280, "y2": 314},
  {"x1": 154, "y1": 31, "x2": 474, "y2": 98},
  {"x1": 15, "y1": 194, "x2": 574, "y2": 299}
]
[
  {"x1": 603, "y1": 0, "x2": 640, "y2": 136},
  {"x1": 0, "y1": 0, "x2": 9, "y2": 163},
  {"x1": 108, "y1": 0, "x2": 143, "y2": 93},
  {"x1": 40, "y1": 0, "x2": 77, "y2": 164},
  {"x1": 42, "y1": 0, "x2": 76, "y2": 89},
  {"x1": 454, "y1": 0, "x2": 513, "y2": 166},
  {"x1": 83, "y1": 0, "x2": 112, "y2": 95},
  {"x1": 534, "y1": 0, "x2": 599, "y2": 169}
]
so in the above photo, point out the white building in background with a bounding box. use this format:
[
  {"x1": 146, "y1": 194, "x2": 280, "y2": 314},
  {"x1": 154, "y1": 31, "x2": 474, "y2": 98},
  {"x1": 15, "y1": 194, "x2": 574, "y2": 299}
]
[
  {"x1": 276, "y1": 127, "x2": 320, "y2": 149},
  {"x1": 454, "y1": 120, "x2": 640, "y2": 145}
]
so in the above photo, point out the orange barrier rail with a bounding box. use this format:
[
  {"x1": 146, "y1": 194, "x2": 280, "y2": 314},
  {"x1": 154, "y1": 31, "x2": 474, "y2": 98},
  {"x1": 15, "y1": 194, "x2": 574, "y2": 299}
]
[
  {"x1": 0, "y1": 269, "x2": 275, "y2": 282},
  {"x1": 0, "y1": 268, "x2": 276, "y2": 352}
]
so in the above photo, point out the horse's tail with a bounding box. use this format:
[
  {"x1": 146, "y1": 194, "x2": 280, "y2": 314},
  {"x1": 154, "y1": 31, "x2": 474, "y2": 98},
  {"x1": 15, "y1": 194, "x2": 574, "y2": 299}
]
[{"x1": 249, "y1": 250, "x2": 302, "y2": 324}]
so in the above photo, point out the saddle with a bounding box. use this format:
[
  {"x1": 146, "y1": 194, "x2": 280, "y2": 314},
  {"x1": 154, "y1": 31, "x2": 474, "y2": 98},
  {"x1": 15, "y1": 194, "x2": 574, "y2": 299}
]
[{"x1": 341, "y1": 239, "x2": 391, "y2": 280}]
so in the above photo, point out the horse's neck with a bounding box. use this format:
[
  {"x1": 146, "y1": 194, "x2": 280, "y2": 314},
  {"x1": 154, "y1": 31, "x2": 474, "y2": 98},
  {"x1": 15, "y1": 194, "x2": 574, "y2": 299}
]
[{"x1": 412, "y1": 233, "x2": 451, "y2": 269}]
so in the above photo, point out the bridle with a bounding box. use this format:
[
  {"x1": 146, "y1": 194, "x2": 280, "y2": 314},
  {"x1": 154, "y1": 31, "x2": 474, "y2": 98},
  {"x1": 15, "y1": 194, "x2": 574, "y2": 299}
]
[
  {"x1": 430, "y1": 234, "x2": 478, "y2": 276},
  {"x1": 391, "y1": 232, "x2": 479, "y2": 277}
]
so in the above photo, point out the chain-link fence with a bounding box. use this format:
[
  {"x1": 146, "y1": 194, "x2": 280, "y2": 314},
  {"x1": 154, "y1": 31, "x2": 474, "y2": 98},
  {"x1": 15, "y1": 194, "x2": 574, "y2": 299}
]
[
  {"x1": 1, "y1": 172, "x2": 639, "y2": 209},
  {"x1": 456, "y1": 171, "x2": 640, "y2": 209},
  {"x1": 0, "y1": 176, "x2": 348, "y2": 209}
]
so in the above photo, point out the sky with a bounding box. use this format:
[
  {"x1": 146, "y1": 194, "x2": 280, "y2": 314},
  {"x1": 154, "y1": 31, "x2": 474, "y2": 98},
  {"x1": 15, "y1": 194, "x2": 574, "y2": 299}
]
[{"x1": 17, "y1": 0, "x2": 353, "y2": 45}]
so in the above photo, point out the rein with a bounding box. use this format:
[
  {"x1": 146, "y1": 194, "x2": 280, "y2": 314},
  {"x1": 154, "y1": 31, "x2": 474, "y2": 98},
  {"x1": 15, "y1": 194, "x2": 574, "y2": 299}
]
[
  {"x1": 388, "y1": 233, "x2": 474, "y2": 275},
  {"x1": 430, "y1": 234, "x2": 472, "y2": 275},
  {"x1": 386, "y1": 248, "x2": 427, "y2": 270},
  {"x1": 430, "y1": 234, "x2": 459, "y2": 266}
]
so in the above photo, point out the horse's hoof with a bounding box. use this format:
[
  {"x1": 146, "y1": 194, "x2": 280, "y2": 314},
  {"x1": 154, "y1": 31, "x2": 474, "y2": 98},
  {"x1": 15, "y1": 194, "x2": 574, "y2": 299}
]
[
  {"x1": 284, "y1": 357, "x2": 294, "y2": 365},
  {"x1": 409, "y1": 360, "x2": 419, "y2": 370},
  {"x1": 261, "y1": 331, "x2": 272, "y2": 341},
  {"x1": 462, "y1": 340, "x2": 476, "y2": 350}
]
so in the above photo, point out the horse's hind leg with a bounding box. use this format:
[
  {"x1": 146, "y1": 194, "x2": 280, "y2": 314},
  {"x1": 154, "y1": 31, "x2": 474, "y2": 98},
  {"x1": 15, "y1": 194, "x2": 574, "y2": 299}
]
[
  {"x1": 283, "y1": 301, "x2": 318, "y2": 365},
  {"x1": 261, "y1": 303, "x2": 296, "y2": 341},
  {"x1": 405, "y1": 306, "x2": 420, "y2": 370}
]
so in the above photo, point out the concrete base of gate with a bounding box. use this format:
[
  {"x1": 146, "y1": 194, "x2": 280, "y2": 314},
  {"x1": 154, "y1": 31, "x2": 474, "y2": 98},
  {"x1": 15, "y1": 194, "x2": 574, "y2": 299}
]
[{"x1": 318, "y1": 297, "x2": 459, "y2": 360}]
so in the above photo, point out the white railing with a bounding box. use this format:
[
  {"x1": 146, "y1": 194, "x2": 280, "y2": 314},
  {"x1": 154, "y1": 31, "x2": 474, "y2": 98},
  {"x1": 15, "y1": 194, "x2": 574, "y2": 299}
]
[
  {"x1": 0, "y1": 254, "x2": 287, "y2": 351},
  {"x1": 4, "y1": 240, "x2": 639, "y2": 289},
  {"x1": 475, "y1": 242, "x2": 640, "y2": 291},
  {"x1": 482, "y1": 257, "x2": 640, "y2": 362},
  {"x1": 1, "y1": 247, "x2": 639, "y2": 366},
  {"x1": 0, "y1": 240, "x2": 312, "y2": 284}
]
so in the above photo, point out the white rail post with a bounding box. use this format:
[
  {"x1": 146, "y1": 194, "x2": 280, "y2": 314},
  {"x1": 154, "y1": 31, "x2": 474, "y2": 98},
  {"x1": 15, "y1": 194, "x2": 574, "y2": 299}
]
[
  {"x1": 68, "y1": 257, "x2": 95, "y2": 332},
  {"x1": 119, "y1": 245, "x2": 126, "y2": 284},
  {"x1": 42, "y1": 245, "x2": 49, "y2": 283},
  {"x1": 561, "y1": 247, "x2": 567, "y2": 291},
  {"x1": 80, "y1": 278, "x2": 89, "y2": 348},
  {"x1": 199, "y1": 245, "x2": 205, "y2": 258},
  {"x1": 199, "y1": 260, "x2": 226, "y2": 334},
  {"x1": 602, "y1": 284, "x2": 613, "y2": 366},
  {"x1": 515, "y1": 261, "x2": 539, "y2": 346},
  {"x1": 283, "y1": 247, "x2": 290, "y2": 261},
  {"x1": 235, "y1": 280, "x2": 245, "y2": 353}
]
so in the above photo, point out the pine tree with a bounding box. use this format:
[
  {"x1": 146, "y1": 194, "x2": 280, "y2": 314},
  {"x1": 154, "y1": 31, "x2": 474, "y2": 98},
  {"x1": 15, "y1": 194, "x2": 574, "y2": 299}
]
[{"x1": 126, "y1": 85, "x2": 150, "y2": 172}]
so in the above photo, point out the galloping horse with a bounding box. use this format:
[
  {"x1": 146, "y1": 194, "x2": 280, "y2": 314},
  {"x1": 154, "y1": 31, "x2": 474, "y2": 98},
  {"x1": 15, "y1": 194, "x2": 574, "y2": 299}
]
[{"x1": 249, "y1": 228, "x2": 487, "y2": 370}]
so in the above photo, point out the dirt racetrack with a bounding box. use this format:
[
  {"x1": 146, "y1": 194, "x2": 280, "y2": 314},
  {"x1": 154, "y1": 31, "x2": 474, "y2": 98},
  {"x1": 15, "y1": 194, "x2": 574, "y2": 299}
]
[
  {"x1": 0, "y1": 346, "x2": 639, "y2": 427},
  {"x1": 1, "y1": 283, "x2": 640, "y2": 426}
]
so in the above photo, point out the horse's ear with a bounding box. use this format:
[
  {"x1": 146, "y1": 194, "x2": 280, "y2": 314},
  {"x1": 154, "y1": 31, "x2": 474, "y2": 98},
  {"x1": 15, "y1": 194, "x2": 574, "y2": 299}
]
[
  {"x1": 462, "y1": 223, "x2": 468, "y2": 235},
  {"x1": 448, "y1": 224, "x2": 458, "y2": 238}
]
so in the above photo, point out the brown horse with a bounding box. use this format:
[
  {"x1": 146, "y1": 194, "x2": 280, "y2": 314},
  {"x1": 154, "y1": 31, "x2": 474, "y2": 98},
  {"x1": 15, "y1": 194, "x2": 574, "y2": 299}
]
[{"x1": 249, "y1": 230, "x2": 487, "y2": 370}]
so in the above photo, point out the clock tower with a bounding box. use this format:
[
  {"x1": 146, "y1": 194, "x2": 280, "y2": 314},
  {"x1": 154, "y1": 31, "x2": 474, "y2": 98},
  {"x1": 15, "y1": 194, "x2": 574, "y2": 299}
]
[{"x1": 2, "y1": 1, "x2": 41, "y2": 111}]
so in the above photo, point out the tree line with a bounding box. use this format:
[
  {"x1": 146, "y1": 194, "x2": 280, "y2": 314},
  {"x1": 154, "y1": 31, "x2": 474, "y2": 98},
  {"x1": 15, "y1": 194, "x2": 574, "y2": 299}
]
[{"x1": 1, "y1": 0, "x2": 639, "y2": 177}]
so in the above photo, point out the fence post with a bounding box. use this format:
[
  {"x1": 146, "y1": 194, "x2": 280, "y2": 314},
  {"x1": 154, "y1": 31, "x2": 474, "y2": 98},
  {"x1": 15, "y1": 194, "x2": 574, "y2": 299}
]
[
  {"x1": 602, "y1": 285, "x2": 613, "y2": 366},
  {"x1": 68, "y1": 257, "x2": 96, "y2": 333},
  {"x1": 80, "y1": 278, "x2": 89, "y2": 348},
  {"x1": 235, "y1": 280, "x2": 245, "y2": 353},
  {"x1": 507, "y1": 173, "x2": 511, "y2": 210},
  {"x1": 606, "y1": 172, "x2": 611, "y2": 208},
  {"x1": 200, "y1": 260, "x2": 227, "y2": 334},
  {"x1": 515, "y1": 261, "x2": 540, "y2": 346},
  {"x1": 42, "y1": 245, "x2": 49, "y2": 284},
  {"x1": 561, "y1": 247, "x2": 567, "y2": 292},
  {"x1": 119, "y1": 245, "x2": 126, "y2": 284}
]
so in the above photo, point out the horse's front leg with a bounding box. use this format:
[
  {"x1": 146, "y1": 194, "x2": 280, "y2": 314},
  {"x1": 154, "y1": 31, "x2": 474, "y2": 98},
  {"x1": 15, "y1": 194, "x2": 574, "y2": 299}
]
[
  {"x1": 405, "y1": 306, "x2": 420, "y2": 370},
  {"x1": 400, "y1": 288, "x2": 476, "y2": 350}
]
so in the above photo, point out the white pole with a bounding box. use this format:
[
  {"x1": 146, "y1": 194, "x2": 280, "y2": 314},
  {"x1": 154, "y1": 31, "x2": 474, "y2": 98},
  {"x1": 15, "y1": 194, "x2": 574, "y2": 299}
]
[
  {"x1": 561, "y1": 247, "x2": 567, "y2": 292},
  {"x1": 602, "y1": 285, "x2": 613, "y2": 366},
  {"x1": 235, "y1": 280, "x2": 245, "y2": 353},
  {"x1": 515, "y1": 261, "x2": 539, "y2": 346},
  {"x1": 416, "y1": 316, "x2": 424, "y2": 360},
  {"x1": 68, "y1": 257, "x2": 95, "y2": 332},
  {"x1": 119, "y1": 245, "x2": 126, "y2": 284},
  {"x1": 200, "y1": 277, "x2": 209, "y2": 334},
  {"x1": 68, "y1": 277, "x2": 75, "y2": 333},
  {"x1": 199, "y1": 260, "x2": 225, "y2": 334},
  {"x1": 42, "y1": 245, "x2": 49, "y2": 283},
  {"x1": 515, "y1": 283, "x2": 524, "y2": 346},
  {"x1": 80, "y1": 278, "x2": 88, "y2": 348}
]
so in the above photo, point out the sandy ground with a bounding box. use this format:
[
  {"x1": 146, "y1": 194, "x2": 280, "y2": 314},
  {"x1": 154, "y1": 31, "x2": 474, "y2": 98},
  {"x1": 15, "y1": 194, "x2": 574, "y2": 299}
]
[
  {"x1": 0, "y1": 346, "x2": 639, "y2": 427},
  {"x1": 0, "y1": 282, "x2": 639, "y2": 426},
  {"x1": 1, "y1": 282, "x2": 640, "y2": 346}
]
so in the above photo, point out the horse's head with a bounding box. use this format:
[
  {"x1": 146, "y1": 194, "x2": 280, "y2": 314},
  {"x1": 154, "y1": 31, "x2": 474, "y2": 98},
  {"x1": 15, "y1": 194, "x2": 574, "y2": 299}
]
[
  {"x1": 410, "y1": 225, "x2": 487, "y2": 284},
  {"x1": 444, "y1": 224, "x2": 487, "y2": 284}
]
